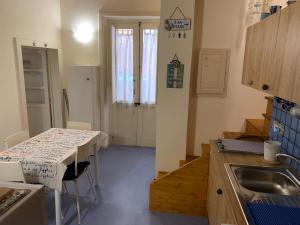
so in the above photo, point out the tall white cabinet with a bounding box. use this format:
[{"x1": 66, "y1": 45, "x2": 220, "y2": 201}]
[
  {"x1": 67, "y1": 66, "x2": 100, "y2": 131},
  {"x1": 23, "y1": 48, "x2": 52, "y2": 137}
]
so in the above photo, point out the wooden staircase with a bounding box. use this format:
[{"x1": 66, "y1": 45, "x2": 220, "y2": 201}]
[
  {"x1": 150, "y1": 97, "x2": 272, "y2": 217},
  {"x1": 149, "y1": 144, "x2": 210, "y2": 217},
  {"x1": 224, "y1": 96, "x2": 273, "y2": 140}
]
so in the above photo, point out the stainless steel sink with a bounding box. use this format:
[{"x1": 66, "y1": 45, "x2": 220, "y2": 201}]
[
  {"x1": 225, "y1": 164, "x2": 300, "y2": 225},
  {"x1": 234, "y1": 167, "x2": 300, "y2": 195}
]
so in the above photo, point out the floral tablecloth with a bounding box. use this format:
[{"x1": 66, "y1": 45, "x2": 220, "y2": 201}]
[{"x1": 0, "y1": 128, "x2": 104, "y2": 191}]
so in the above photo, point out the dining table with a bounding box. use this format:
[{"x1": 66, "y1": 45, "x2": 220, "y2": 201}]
[{"x1": 0, "y1": 128, "x2": 108, "y2": 225}]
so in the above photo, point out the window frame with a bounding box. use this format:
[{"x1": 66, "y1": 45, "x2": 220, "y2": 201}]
[
  {"x1": 139, "y1": 23, "x2": 159, "y2": 106},
  {"x1": 110, "y1": 20, "x2": 159, "y2": 106}
]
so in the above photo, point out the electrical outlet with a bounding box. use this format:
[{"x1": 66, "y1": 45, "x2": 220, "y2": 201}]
[{"x1": 273, "y1": 120, "x2": 285, "y2": 135}]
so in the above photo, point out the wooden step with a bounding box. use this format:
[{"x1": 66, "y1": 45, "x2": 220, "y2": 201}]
[
  {"x1": 265, "y1": 96, "x2": 273, "y2": 118},
  {"x1": 246, "y1": 119, "x2": 266, "y2": 135},
  {"x1": 223, "y1": 131, "x2": 268, "y2": 141},
  {"x1": 201, "y1": 144, "x2": 210, "y2": 159},
  {"x1": 263, "y1": 113, "x2": 271, "y2": 120},
  {"x1": 157, "y1": 171, "x2": 169, "y2": 179},
  {"x1": 150, "y1": 144, "x2": 210, "y2": 217},
  {"x1": 262, "y1": 113, "x2": 272, "y2": 133},
  {"x1": 179, "y1": 155, "x2": 199, "y2": 166}
]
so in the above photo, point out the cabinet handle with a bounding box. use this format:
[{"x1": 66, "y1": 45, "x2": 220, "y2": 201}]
[
  {"x1": 262, "y1": 84, "x2": 269, "y2": 91},
  {"x1": 217, "y1": 189, "x2": 223, "y2": 195}
]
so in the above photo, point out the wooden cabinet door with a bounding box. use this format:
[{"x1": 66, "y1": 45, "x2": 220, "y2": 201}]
[
  {"x1": 242, "y1": 3, "x2": 300, "y2": 104},
  {"x1": 242, "y1": 13, "x2": 280, "y2": 92},
  {"x1": 207, "y1": 157, "x2": 218, "y2": 225},
  {"x1": 242, "y1": 24, "x2": 261, "y2": 88},
  {"x1": 289, "y1": 3, "x2": 300, "y2": 104},
  {"x1": 257, "y1": 13, "x2": 281, "y2": 94},
  {"x1": 217, "y1": 191, "x2": 238, "y2": 225},
  {"x1": 273, "y1": 3, "x2": 300, "y2": 101}
]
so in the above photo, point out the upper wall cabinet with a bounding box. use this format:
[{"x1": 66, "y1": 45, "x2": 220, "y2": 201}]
[
  {"x1": 242, "y1": 12, "x2": 280, "y2": 94},
  {"x1": 242, "y1": 3, "x2": 300, "y2": 105}
]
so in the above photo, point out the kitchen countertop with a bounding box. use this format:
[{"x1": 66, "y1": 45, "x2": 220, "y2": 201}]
[{"x1": 209, "y1": 140, "x2": 286, "y2": 225}]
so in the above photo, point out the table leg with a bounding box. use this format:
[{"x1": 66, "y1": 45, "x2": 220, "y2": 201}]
[
  {"x1": 55, "y1": 190, "x2": 62, "y2": 225},
  {"x1": 93, "y1": 144, "x2": 100, "y2": 187}
]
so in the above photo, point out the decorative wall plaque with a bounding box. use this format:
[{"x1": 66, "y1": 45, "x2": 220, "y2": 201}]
[
  {"x1": 167, "y1": 54, "x2": 184, "y2": 88},
  {"x1": 165, "y1": 7, "x2": 191, "y2": 39}
]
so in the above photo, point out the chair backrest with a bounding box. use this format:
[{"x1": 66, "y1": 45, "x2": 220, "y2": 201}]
[
  {"x1": 4, "y1": 130, "x2": 30, "y2": 149},
  {"x1": 0, "y1": 161, "x2": 25, "y2": 182},
  {"x1": 75, "y1": 140, "x2": 92, "y2": 176},
  {"x1": 67, "y1": 121, "x2": 92, "y2": 131}
]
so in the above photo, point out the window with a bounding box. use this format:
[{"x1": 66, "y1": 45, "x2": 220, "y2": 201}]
[
  {"x1": 115, "y1": 29, "x2": 134, "y2": 104},
  {"x1": 141, "y1": 29, "x2": 158, "y2": 105},
  {"x1": 112, "y1": 23, "x2": 158, "y2": 105}
]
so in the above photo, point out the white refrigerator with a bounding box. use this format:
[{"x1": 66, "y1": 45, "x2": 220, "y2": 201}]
[{"x1": 66, "y1": 66, "x2": 100, "y2": 131}]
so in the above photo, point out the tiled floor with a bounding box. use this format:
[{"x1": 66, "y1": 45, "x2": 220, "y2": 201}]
[{"x1": 46, "y1": 145, "x2": 209, "y2": 225}]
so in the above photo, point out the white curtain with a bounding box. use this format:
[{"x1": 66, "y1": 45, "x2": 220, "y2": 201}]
[
  {"x1": 115, "y1": 29, "x2": 134, "y2": 104},
  {"x1": 141, "y1": 29, "x2": 158, "y2": 105}
]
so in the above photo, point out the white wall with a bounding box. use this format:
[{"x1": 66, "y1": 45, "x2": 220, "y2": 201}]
[
  {"x1": 193, "y1": 0, "x2": 268, "y2": 155},
  {"x1": 60, "y1": 0, "x2": 160, "y2": 133},
  {"x1": 156, "y1": 0, "x2": 195, "y2": 172},
  {"x1": 60, "y1": 0, "x2": 160, "y2": 66},
  {"x1": 0, "y1": 0, "x2": 62, "y2": 149}
]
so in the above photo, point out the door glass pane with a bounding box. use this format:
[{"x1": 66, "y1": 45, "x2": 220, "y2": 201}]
[
  {"x1": 115, "y1": 29, "x2": 134, "y2": 104},
  {"x1": 141, "y1": 29, "x2": 158, "y2": 105}
]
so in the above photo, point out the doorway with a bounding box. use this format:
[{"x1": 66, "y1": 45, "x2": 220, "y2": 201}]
[
  {"x1": 16, "y1": 39, "x2": 63, "y2": 137},
  {"x1": 109, "y1": 20, "x2": 159, "y2": 147},
  {"x1": 22, "y1": 48, "x2": 53, "y2": 136}
]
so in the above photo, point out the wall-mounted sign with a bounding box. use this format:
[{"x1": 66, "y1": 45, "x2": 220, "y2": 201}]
[
  {"x1": 165, "y1": 19, "x2": 191, "y2": 31},
  {"x1": 165, "y1": 7, "x2": 192, "y2": 39},
  {"x1": 167, "y1": 54, "x2": 184, "y2": 89}
]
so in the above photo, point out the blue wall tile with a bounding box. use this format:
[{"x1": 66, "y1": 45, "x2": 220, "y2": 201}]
[
  {"x1": 270, "y1": 97, "x2": 300, "y2": 173},
  {"x1": 284, "y1": 127, "x2": 290, "y2": 138},
  {"x1": 289, "y1": 129, "x2": 296, "y2": 142},
  {"x1": 294, "y1": 146, "x2": 300, "y2": 158},
  {"x1": 280, "y1": 112, "x2": 286, "y2": 124},
  {"x1": 286, "y1": 114, "x2": 292, "y2": 127},
  {"x1": 282, "y1": 137, "x2": 288, "y2": 149},
  {"x1": 296, "y1": 134, "x2": 300, "y2": 148},
  {"x1": 276, "y1": 109, "x2": 281, "y2": 121},
  {"x1": 291, "y1": 117, "x2": 298, "y2": 130},
  {"x1": 287, "y1": 142, "x2": 294, "y2": 155}
]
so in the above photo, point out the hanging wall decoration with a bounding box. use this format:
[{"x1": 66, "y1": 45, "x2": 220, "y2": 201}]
[
  {"x1": 165, "y1": 7, "x2": 191, "y2": 39},
  {"x1": 167, "y1": 54, "x2": 184, "y2": 89}
]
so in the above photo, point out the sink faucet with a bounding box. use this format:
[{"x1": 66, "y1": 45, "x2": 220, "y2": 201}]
[{"x1": 276, "y1": 153, "x2": 300, "y2": 165}]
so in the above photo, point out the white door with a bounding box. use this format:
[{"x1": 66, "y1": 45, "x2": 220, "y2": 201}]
[
  {"x1": 67, "y1": 66, "x2": 100, "y2": 131},
  {"x1": 110, "y1": 21, "x2": 158, "y2": 147},
  {"x1": 23, "y1": 48, "x2": 52, "y2": 137}
]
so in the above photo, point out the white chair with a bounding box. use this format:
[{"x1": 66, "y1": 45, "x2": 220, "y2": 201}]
[
  {"x1": 4, "y1": 130, "x2": 29, "y2": 149},
  {"x1": 66, "y1": 120, "x2": 97, "y2": 174},
  {"x1": 62, "y1": 141, "x2": 97, "y2": 224},
  {"x1": 66, "y1": 121, "x2": 92, "y2": 131},
  {"x1": 0, "y1": 161, "x2": 25, "y2": 182}
]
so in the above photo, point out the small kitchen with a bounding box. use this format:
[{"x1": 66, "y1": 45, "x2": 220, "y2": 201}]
[
  {"x1": 206, "y1": 1, "x2": 300, "y2": 225},
  {"x1": 1, "y1": 0, "x2": 300, "y2": 225}
]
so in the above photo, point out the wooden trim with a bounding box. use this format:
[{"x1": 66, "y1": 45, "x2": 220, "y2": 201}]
[
  {"x1": 14, "y1": 38, "x2": 60, "y2": 131},
  {"x1": 100, "y1": 10, "x2": 160, "y2": 18}
]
